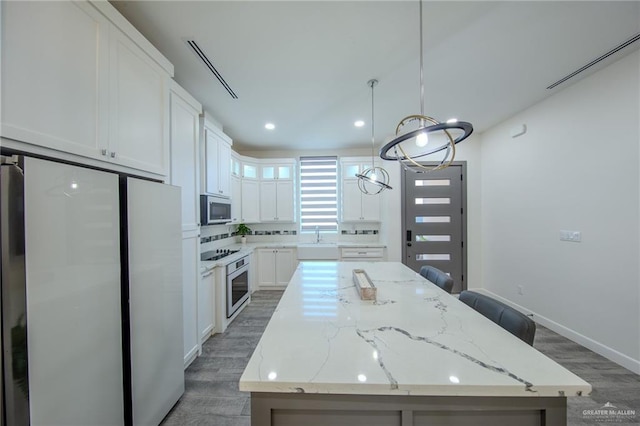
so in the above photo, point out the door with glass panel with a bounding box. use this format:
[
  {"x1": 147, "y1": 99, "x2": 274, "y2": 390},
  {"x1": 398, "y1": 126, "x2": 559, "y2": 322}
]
[{"x1": 402, "y1": 163, "x2": 466, "y2": 293}]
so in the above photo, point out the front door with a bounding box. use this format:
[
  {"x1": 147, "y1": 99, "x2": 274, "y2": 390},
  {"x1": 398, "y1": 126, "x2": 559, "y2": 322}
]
[{"x1": 402, "y1": 163, "x2": 467, "y2": 293}]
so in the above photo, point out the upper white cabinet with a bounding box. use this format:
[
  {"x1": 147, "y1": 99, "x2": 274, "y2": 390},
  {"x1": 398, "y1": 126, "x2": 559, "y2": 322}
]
[
  {"x1": 201, "y1": 117, "x2": 232, "y2": 197},
  {"x1": 259, "y1": 181, "x2": 295, "y2": 222},
  {"x1": 259, "y1": 159, "x2": 296, "y2": 223},
  {"x1": 1, "y1": 1, "x2": 109, "y2": 159},
  {"x1": 242, "y1": 161, "x2": 259, "y2": 180},
  {"x1": 1, "y1": 1, "x2": 173, "y2": 176},
  {"x1": 108, "y1": 26, "x2": 169, "y2": 175},
  {"x1": 169, "y1": 81, "x2": 202, "y2": 230},
  {"x1": 231, "y1": 154, "x2": 242, "y2": 178},
  {"x1": 241, "y1": 180, "x2": 260, "y2": 223},
  {"x1": 341, "y1": 158, "x2": 381, "y2": 222},
  {"x1": 260, "y1": 163, "x2": 294, "y2": 180},
  {"x1": 230, "y1": 175, "x2": 242, "y2": 224}
]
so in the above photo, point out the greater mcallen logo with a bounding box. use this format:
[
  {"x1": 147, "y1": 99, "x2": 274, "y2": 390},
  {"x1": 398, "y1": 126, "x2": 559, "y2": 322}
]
[{"x1": 582, "y1": 402, "x2": 636, "y2": 423}]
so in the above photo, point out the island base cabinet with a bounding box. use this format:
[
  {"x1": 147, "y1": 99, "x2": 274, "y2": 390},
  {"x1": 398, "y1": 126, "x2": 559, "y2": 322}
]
[{"x1": 250, "y1": 393, "x2": 568, "y2": 426}]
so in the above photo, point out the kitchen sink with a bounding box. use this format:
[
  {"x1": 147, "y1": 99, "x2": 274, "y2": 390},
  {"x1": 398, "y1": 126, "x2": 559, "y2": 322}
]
[{"x1": 297, "y1": 243, "x2": 340, "y2": 260}]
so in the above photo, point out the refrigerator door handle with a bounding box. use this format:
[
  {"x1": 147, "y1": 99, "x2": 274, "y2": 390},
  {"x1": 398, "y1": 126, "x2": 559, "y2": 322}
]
[{"x1": 1, "y1": 156, "x2": 30, "y2": 426}]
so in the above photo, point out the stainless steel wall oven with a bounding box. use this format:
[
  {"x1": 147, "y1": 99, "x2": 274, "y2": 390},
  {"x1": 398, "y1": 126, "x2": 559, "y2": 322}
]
[{"x1": 226, "y1": 256, "x2": 249, "y2": 318}]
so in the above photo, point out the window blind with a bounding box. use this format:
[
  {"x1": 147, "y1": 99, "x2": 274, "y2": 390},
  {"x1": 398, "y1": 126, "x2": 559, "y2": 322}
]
[{"x1": 299, "y1": 156, "x2": 337, "y2": 232}]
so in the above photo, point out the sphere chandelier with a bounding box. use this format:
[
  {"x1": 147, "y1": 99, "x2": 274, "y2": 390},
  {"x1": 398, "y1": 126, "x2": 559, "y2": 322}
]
[
  {"x1": 379, "y1": 0, "x2": 473, "y2": 173},
  {"x1": 356, "y1": 79, "x2": 392, "y2": 194}
]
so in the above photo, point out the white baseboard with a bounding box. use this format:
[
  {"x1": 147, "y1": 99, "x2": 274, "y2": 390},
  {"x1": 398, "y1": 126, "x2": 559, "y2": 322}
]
[
  {"x1": 184, "y1": 346, "x2": 199, "y2": 370},
  {"x1": 472, "y1": 288, "x2": 640, "y2": 375}
]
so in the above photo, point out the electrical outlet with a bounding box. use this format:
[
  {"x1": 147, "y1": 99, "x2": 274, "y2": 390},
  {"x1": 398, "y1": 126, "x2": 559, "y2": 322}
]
[
  {"x1": 560, "y1": 230, "x2": 582, "y2": 242},
  {"x1": 517, "y1": 285, "x2": 524, "y2": 295}
]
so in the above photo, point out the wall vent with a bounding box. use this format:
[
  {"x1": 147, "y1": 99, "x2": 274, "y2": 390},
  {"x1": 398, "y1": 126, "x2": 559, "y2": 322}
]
[
  {"x1": 546, "y1": 33, "x2": 640, "y2": 90},
  {"x1": 185, "y1": 39, "x2": 238, "y2": 99}
]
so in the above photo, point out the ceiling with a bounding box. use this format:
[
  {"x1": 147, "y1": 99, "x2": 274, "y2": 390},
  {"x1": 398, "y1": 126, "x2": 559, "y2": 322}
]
[{"x1": 110, "y1": 1, "x2": 640, "y2": 153}]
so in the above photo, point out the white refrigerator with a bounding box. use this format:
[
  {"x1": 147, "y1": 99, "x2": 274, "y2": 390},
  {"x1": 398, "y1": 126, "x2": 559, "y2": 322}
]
[{"x1": 0, "y1": 155, "x2": 184, "y2": 426}]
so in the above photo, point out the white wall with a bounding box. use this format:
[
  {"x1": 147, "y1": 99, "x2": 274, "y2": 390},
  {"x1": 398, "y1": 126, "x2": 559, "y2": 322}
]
[{"x1": 480, "y1": 51, "x2": 640, "y2": 373}]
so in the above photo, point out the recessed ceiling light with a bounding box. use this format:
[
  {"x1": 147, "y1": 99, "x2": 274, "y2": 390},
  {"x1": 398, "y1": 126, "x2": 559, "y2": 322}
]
[
  {"x1": 265, "y1": 123, "x2": 275, "y2": 130},
  {"x1": 354, "y1": 120, "x2": 365, "y2": 128}
]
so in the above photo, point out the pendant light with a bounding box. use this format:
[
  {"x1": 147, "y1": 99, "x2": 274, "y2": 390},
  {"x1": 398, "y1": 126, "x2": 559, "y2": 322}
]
[
  {"x1": 357, "y1": 79, "x2": 392, "y2": 194},
  {"x1": 379, "y1": 0, "x2": 473, "y2": 173}
]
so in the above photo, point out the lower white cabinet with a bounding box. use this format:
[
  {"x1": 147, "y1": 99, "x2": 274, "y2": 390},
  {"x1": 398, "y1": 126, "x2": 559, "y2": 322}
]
[
  {"x1": 257, "y1": 248, "x2": 297, "y2": 288},
  {"x1": 340, "y1": 247, "x2": 385, "y2": 261},
  {"x1": 198, "y1": 269, "x2": 215, "y2": 344},
  {"x1": 181, "y1": 232, "x2": 199, "y2": 368}
]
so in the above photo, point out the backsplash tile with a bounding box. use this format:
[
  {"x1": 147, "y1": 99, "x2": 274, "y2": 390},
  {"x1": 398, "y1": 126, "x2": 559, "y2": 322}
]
[
  {"x1": 200, "y1": 233, "x2": 230, "y2": 244},
  {"x1": 251, "y1": 230, "x2": 297, "y2": 236},
  {"x1": 341, "y1": 229, "x2": 379, "y2": 235},
  {"x1": 202, "y1": 228, "x2": 299, "y2": 243}
]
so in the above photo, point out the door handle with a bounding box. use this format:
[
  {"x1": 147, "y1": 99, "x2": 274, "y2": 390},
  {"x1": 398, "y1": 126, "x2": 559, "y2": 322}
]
[{"x1": 406, "y1": 230, "x2": 412, "y2": 242}]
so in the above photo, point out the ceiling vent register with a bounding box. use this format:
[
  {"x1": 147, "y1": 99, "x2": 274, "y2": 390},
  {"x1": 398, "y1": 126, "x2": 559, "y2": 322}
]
[
  {"x1": 185, "y1": 39, "x2": 238, "y2": 99},
  {"x1": 546, "y1": 32, "x2": 640, "y2": 90}
]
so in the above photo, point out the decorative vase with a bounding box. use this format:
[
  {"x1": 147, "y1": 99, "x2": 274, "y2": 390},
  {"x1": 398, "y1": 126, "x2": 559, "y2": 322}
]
[{"x1": 241, "y1": 236, "x2": 247, "y2": 245}]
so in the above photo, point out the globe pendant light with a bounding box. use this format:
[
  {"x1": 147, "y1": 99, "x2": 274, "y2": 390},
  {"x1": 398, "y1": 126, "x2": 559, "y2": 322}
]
[
  {"x1": 379, "y1": 0, "x2": 473, "y2": 173},
  {"x1": 357, "y1": 79, "x2": 392, "y2": 194}
]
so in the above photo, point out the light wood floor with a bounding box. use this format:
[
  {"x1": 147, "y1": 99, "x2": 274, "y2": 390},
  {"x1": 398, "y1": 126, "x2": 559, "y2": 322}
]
[{"x1": 161, "y1": 291, "x2": 640, "y2": 426}]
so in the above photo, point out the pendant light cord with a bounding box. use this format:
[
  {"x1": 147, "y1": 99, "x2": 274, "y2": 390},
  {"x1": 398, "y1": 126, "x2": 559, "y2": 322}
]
[
  {"x1": 370, "y1": 79, "x2": 376, "y2": 167},
  {"x1": 419, "y1": 0, "x2": 424, "y2": 117}
]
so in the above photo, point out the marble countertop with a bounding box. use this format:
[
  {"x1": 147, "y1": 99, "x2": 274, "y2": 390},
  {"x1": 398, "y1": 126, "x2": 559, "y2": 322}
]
[
  {"x1": 200, "y1": 242, "x2": 386, "y2": 273},
  {"x1": 239, "y1": 261, "x2": 592, "y2": 397}
]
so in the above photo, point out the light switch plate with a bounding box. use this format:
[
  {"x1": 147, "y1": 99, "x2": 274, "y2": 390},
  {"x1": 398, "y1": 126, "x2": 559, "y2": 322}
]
[{"x1": 560, "y1": 230, "x2": 582, "y2": 242}]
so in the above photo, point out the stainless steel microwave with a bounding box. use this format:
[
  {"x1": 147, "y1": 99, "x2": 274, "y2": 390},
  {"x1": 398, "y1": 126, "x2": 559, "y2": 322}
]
[{"x1": 200, "y1": 195, "x2": 231, "y2": 225}]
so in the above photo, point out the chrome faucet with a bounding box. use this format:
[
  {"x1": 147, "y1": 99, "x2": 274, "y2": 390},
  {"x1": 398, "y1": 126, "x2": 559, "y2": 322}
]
[{"x1": 315, "y1": 226, "x2": 321, "y2": 243}]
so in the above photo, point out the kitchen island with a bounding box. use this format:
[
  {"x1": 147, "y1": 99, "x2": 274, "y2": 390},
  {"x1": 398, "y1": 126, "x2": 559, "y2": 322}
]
[{"x1": 239, "y1": 262, "x2": 591, "y2": 426}]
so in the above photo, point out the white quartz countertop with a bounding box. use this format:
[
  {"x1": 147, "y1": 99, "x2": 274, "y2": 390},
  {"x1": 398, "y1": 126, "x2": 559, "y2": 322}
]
[
  {"x1": 200, "y1": 242, "x2": 386, "y2": 273},
  {"x1": 239, "y1": 261, "x2": 592, "y2": 397}
]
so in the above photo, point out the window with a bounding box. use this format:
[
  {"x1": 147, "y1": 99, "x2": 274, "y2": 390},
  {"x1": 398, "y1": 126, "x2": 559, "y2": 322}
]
[{"x1": 299, "y1": 156, "x2": 338, "y2": 232}]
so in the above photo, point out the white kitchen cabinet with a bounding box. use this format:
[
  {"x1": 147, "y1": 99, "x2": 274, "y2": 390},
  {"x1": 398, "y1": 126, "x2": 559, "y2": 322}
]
[
  {"x1": 341, "y1": 158, "x2": 378, "y2": 181},
  {"x1": 342, "y1": 179, "x2": 381, "y2": 222},
  {"x1": 202, "y1": 121, "x2": 233, "y2": 197},
  {"x1": 108, "y1": 26, "x2": 169, "y2": 175},
  {"x1": 340, "y1": 157, "x2": 381, "y2": 222},
  {"x1": 342, "y1": 160, "x2": 366, "y2": 180},
  {"x1": 169, "y1": 81, "x2": 201, "y2": 230},
  {"x1": 340, "y1": 247, "x2": 385, "y2": 261},
  {"x1": 1, "y1": 1, "x2": 108, "y2": 160},
  {"x1": 1, "y1": 1, "x2": 173, "y2": 176},
  {"x1": 218, "y1": 139, "x2": 232, "y2": 196},
  {"x1": 241, "y1": 180, "x2": 260, "y2": 223},
  {"x1": 257, "y1": 248, "x2": 297, "y2": 289},
  {"x1": 260, "y1": 163, "x2": 294, "y2": 180},
  {"x1": 230, "y1": 175, "x2": 242, "y2": 224},
  {"x1": 242, "y1": 160, "x2": 259, "y2": 180},
  {"x1": 169, "y1": 81, "x2": 202, "y2": 368},
  {"x1": 198, "y1": 269, "x2": 215, "y2": 344},
  {"x1": 181, "y1": 233, "x2": 200, "y2": 367},
  {"x1": 231, "y1": 153, "x2": 242, "y2": 178},
  {"x1": 259, "y1": 180, "x2": 295, "y2": 222}
]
